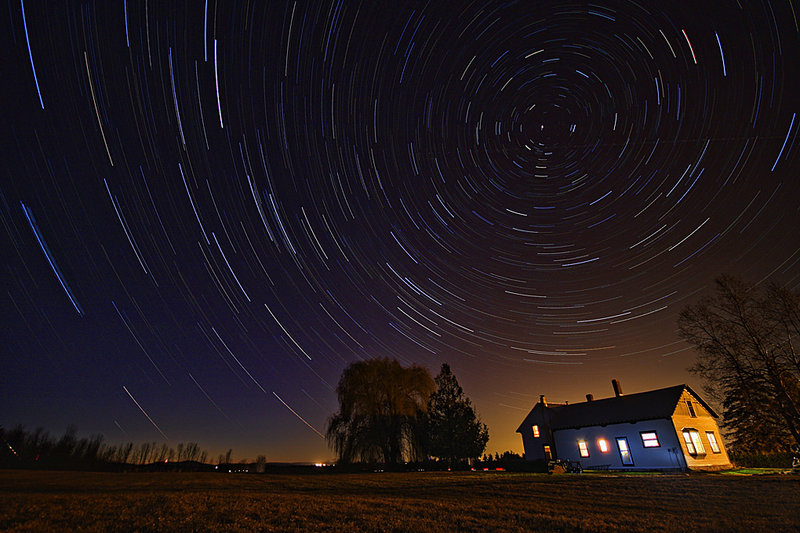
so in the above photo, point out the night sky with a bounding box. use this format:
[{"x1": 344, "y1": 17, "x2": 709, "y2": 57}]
[{"x1": 2, "y1": 1, "x2": 799, "y2": 463}]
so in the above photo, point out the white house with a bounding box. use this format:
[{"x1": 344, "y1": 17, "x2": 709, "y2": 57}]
[{"x1": 516, "y1": 380, "x2": 732, "y2": 471}]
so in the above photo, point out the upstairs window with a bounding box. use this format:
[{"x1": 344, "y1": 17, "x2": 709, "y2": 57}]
[
  {"x1": 532, "y1": 425, "x2": 540, "y2": 438},
  {"x1": 686, "y1": 400, "x2": 697, "y2": 417},
  {"x1": 706, "y1": 432, "x2": 721, "y2": 453},
  {"x1": 578, "y1": 440, "x2": 590, "y2": 458},
  {"x1": 682, "y1": 429, "x2": 705, "y2": 455},
  {"x1": 598, "y1": 438, "x2": 609, "y2": 453}
]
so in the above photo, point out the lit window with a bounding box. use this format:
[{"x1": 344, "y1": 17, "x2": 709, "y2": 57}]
[
  {"x1": 640, "y1": 432, "x2": 660, "y2": 448},
  {"x1": 598, "y1": 439, "x2": 609, "y2": 453},
  {"x1": 543, "y1": 445, "x2": 553, "y2": 460},
  {"x1": 682, "y1": 429, "x2": 705, "y2": 455},
  {"x1": 578, "y1": 440, "x2": 590, "y2": 458},
  {"x1": 706, "y1": 432, "x2": 721, "y2": 453},
  {"x1": 617, "y1": 437, "x2": 634, "y2": 465},
  {"x1": 686, "y1": 401, "x2": 697, "y2": 417},
  {"x1": 682, "y1": 431, "x2": 695, "y2": 454},
  {"x1": 532, "y1": 425, "x2": 540, "y2": 438}
]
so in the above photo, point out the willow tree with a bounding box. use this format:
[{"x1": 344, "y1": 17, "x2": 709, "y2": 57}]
[
  {"x1": 678, "y1": 275, "x2": 800, "y2": 452},
  {"x1": 326, "y1": 358, "x2": 435, "y2": 465}
]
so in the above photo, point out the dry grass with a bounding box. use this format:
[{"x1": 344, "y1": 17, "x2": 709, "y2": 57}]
[{"x1": 1, "y1": 470, "x2": 798, "y2": 532}]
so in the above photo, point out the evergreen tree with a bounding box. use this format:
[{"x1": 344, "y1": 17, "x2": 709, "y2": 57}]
[{"x1": 425, "y1": 363, "x2": 489, "y2": 465}]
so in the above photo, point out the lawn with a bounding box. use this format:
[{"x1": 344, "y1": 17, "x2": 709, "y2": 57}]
[{"x1": 1, "y1": 470, "x2": 798, "y2": 532}]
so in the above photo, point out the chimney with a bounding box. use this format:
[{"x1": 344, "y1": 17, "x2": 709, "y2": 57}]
[
  {"x1": 586, "y1": 393, "x2": 594, "y2": 402},
  {"x1": 539, "y1": 395, "x2": 548, "y2": 407},
  {"x1": 612, "y1": 379, "x2": 623, "y2": 397}
]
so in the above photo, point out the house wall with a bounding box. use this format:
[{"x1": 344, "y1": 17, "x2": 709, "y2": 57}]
[
  {"x1": 670, "y1": 390, "x2": 731, "y2": 470},
  {"x1": 518, "y1": 405, "x2": 556, "y2": 461},
  {"x1": 553, "y1": 418, "x2": 687, "y2": 470}
]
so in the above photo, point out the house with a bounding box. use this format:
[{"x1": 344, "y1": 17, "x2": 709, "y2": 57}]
[{"x1": 516, "y1": 380, "x2": 732, "y2": 471}]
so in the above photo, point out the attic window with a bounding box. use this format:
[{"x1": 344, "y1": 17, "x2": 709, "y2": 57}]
[
  {"x1": 532, "y1": 425, "x2": 540, "y2": 438},
  {"x1": 686, "y1": 400, "x2": 697, "y2": 417},
  {"x1": 577, "y1": 440, "x2": 590, "y2": 458}
]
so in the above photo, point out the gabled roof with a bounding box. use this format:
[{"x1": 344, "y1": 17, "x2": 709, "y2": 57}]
[{"x1": 517, "y1": 384, "x2": 717, "y2": 432}]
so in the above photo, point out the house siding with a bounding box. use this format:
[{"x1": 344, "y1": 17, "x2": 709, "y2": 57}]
[
  {"x1": 518, "y1": 384, "x2": 732, "y2": 471},
  {"x1": 553, "y1": 418, "x2": 686, "y2": 470},
  {"x1": 671, "y1": 390, "x2": 731, "y2": 470}
]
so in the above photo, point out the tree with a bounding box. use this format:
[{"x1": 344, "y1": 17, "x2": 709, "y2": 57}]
[
  {"x1": 185, "y1": 442, "x2": 200, "y2": 462},
  {"x1": 424, "y1": 363, "x2": 489, "y2": 465},
  {"x1": 326, "y1": 358, "x2": 435, "y2": 465},
  {"x1": 678, "y1": 275, "x2": 800, "y2": 452}
]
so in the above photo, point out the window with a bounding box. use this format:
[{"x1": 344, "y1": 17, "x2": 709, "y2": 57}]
[
  {"x1": 682, "y1": 429, "x2": 705, "y2": 455},
  {"x1": 543, "y1": 445, "x2": 553, "y2": 460},
  {"x1": 617, "y1": 437, "x2": 634, "y2": 465},
  {"x1": 640, "y1": 432, "x2": 660, "y2": 448},
  {"x1": 706, "y1": 432, "x2": 721, "y2": 453},
  {"x1": 598, "y1": 438, "x2": 609, "y2": 453},
  {"x1": 578, "y1": 440, "x2": 590, "y2": 458},
  {"x1": 532, "y1": 425, "x2": 540, "y2": 438},
  {"x1": 686, "y1": 400, "x2": 697, "y2": 417}
]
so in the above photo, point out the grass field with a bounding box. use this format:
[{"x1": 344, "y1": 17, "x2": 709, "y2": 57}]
[{"x1": 2, "y1": 470, "x2": 799, "y2": 532}]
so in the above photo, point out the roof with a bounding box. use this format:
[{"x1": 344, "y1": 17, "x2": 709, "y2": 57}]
[{"x1": 516, "y1": 384, "x2": 717, "y2": 432}]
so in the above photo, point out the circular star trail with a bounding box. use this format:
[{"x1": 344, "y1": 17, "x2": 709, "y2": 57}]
[{"x1": 2, "y1": 1, "x2": 799, "y2": 460}]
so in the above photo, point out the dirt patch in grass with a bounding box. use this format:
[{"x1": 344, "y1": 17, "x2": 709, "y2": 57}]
[{"x1": 1, "y1": 470, "x2": 798, "y2": 532}]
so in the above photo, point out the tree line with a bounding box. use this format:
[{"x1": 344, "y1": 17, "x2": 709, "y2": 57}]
[
  {"x1": 0, "y1": 424, "x2": 224, "y2": 470},
  {"x1": 327, "y1": 359, "x2": 489, "y2": 467}
]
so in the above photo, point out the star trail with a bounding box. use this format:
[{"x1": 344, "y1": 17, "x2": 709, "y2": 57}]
[{"x1": 2, "y1": 1, "x2": 799, "y2": 461}]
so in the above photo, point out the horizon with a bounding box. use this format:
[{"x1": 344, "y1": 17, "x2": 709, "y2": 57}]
[{"x1": 3, "y1": 1, "x2": 799, "y2": 463}]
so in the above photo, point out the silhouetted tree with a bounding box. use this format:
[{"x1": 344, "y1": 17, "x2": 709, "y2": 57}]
[
  {"x1": 679, "y1": 275, "x2": 800, "y2": 452},
  {"x1": 54, "y1": 425, "x2": 78, "y2": 461},
  {"x1": 155, "y1": 443, "x2": 169, "y2": 463},
  {"x1": 423, "y1": 364, "x2": 489, "y2": 465},
  {"x1": 327, "y1": 358, "x2": 435, "y2": 465},
  {"x1": 185, "y1": 442, "x2": 200, "y2": 462}
]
